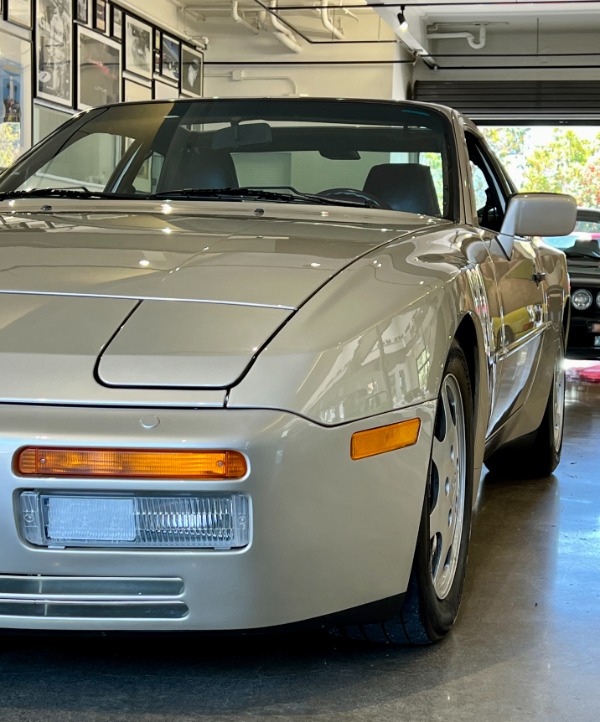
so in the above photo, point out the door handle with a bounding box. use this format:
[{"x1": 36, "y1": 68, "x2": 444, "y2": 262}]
[{"x1": 532, "y1": 272, "x2": 546, "y2": 285}]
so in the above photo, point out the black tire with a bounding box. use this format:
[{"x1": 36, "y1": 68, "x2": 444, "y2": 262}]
[
  {"x1": 336, "y1": 341, "x2": 474, "y2": 645},
  {"x1": 485, "y1": 339, "x2": 565, "y2": 479}
]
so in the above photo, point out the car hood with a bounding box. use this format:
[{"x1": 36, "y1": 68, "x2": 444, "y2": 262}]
[{"x1": 0, "y1": 200, "x2": 449, "y2": 395}]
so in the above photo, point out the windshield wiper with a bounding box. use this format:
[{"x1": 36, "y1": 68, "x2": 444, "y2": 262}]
[
  {"x1": 0, "y1": 187, "x2": 135, "y2": 201},
  {"x1": 149, "y1": 186, "x2": 375, "y2": 208}
]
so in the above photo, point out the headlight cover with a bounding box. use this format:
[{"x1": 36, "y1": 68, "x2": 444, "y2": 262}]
[{"x1": 572, "y1": 289, "x2": 593, "y2": 311}]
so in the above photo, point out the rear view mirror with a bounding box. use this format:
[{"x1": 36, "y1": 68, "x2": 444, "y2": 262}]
[{"x1": 211, "y1": 122, "x2": 272, "y2": 151}]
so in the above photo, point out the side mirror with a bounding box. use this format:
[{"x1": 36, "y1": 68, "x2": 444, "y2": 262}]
[{"x1": 498, "y1": 192, "x2": 577, "y2": 258}]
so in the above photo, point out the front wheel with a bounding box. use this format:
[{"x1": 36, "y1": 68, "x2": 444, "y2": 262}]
[{"x1": 338, "y1": 341, "x2": 474, "y2": 644}]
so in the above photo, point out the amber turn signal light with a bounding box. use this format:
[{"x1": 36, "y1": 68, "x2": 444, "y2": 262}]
[
  {"x1": 351, "y1": 418, "x2": 421, "y2": 460},
  {"x1": 16, "y1": 447, "x2": 247, "y2": 480}
]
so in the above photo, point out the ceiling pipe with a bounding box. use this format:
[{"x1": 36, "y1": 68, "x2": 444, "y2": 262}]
[
  {"x1": 317, "y1": 0, "x2": 345, "y2": 40},
  {"x1": 232, "y1": 0, "x2": 260, "y2": 33},
  {"x1": 269, "y1": 0, "x2": 302, "y2": 52},
  {"x1": 427, "y1": 24, "x2": 487, "y2": 50}
]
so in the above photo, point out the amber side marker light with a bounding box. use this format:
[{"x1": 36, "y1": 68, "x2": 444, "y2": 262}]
[
  {"x1": 16, "y1": 447, "x2": 247, "y2": 479},
  {"x1": 351, "y1": 418, "x2": 421, "y2": 460}
]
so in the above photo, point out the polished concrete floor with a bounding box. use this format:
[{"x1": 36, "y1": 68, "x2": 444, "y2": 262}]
[{"x1": 0, "y1": 378, "x2": 599, "y2": 721}]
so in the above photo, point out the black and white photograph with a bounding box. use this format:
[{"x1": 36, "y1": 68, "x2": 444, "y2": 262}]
[
  {"x1": 181, "y1": 45, "x2": 203, "y2": 97},
  {"x1": 161, "y1": 34, "x2": 180, "y2": 82},
  {"x1": 36, "y1": 0, "x2": 73, "y2": 106},
  {"x1": 93, "y1": 0, "x2": 106, "y2": 32},
  {"x1": 7, "y1": 0, "x2": 33, "y2": 28},
  {"x1": 75, "y1": 0, "x2": 88, "y2": 24},
  {"x1": 111, "y1": 5, "x2": 122, "y2": 39},
  {"x1": 124, "y1": 15, "x2": 152, "y2": 79},
  {"x1": 77, "y1": 26, "x2": 121, "y2": 109}
]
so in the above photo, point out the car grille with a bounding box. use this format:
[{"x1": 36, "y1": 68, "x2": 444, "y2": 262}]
[{"x1": 0, "y1": 575, "x2": 187, "y2": 619}]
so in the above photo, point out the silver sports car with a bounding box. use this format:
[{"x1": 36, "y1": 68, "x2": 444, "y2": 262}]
[{"x1": 0, "y1": 98, "x2": 575, "y2": 644}]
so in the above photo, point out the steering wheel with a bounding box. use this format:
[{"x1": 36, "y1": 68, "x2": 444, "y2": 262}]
[{"x1": 317, "y1": 187, "x2": 390, "y2": 209}]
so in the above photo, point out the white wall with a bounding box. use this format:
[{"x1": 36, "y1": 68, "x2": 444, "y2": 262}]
[{"x1": 199, "y1": 11, "x2": 413, "y2": 100}]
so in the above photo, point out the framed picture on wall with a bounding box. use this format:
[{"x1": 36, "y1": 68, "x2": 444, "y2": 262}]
[
  {"x1": 7, "y1": 0, "x2": 33, "y2": 28},
  {"x1": 124, "y1": 78, "x2": 152, "y2": 103},
  {"x1": 154, "y1": 79, "x2": 178, "y2": 100},
  {"x1": 111, "y1": 6, "x2": 123, "y2": 39},
  {"x1": 36, "y1": 0, "x2": 73, "y2": 107},
  {"x1": 180, "y1": 46, "x2": 203, "y2": 97},
  {"x1": 78, "y1": 27, "x2": 121, "y2": 109},
  {"x1": 93, "y1": 0, "x2": 106, "y2": 32},
  {"x1": 124, "y1": 15, "x2": 152, "y2": 79},
  {"x1": 161, "y1": 35, "x2": 180, "y2": 83},
  {"x1": 75, "y1": 0, "x2": 88, "y2": 24}
]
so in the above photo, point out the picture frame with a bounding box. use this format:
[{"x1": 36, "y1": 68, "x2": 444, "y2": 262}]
[
  {"x1": 180, "y1": 46, "x2": 203, "y2": 97},
  {"x1": 36, "y1": 0, "x2": 73, "y2": 107},
  {"x1": 93, "y1": 0, "x2": 106, "y2": 32},
  {"x1": 124, "y1": 78, "x2": 152, "y2": 103},
  {"x1": 161, "y1": 35, "x2": 180, "y2": 83},
  {"x1": 111, "y1": 5, "x2": 122, "y2": 40},
  {"x1": 7, "y1": 0, "x2": 33, "y2": 28},
  {"x1": 77, "y1": 26, "x2": 121, "y2": 109},
  {"x1": 124, "y1": 15, "x2": 152, "y2": 79},
  {"x1": 75, "y1": 0, "x2": 88, "y2": 24},
  {"x1": 154, "y1": 79, "x2": 178, "y2": 100}
]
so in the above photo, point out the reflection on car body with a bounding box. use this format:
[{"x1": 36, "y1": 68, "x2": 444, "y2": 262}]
[{"x1": 0, "y1": 97, "x2": 576, "y2": 644}]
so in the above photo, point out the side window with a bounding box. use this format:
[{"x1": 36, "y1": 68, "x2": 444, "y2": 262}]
[{"x1": 465, "y1": 133, "x2": 509, "y2": 232}]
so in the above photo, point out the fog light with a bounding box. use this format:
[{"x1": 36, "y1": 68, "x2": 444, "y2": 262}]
[{"x1": 19, "y1": 492, "x2": 250, "y2": 549}]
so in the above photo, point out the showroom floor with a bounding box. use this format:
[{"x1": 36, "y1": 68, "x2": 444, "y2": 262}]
[{"x1": 0, "y1": 374, "x2": 599, "y2": 722}]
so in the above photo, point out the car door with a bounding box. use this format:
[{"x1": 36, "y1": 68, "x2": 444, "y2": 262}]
[{"x1": 465, "y1": 132, "x2": 546, "y2": 432}]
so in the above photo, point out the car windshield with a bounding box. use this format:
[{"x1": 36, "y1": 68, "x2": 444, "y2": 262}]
[
  {"x1": 543, "y1": 211, "x2": 600, "y2": 259},
  {"x1": 0, "y1": 98, "x2": 455, "y2": 219}
]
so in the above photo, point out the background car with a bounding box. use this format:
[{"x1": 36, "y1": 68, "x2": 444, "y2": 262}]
[
  {"x1": 544, "y1": 208, "x2": 600, "y2": 359},
  {"x1": 0, "y1": 97, "x2": 575, "y2": 645}
]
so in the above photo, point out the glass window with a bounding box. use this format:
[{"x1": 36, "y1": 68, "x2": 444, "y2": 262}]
[
  {"x1": 0, "y1": 30, "x2": 32, "y2": 170},
  {"x1": 34, "y1": 103, "x2": 73, "y2": 143},
  {"x1": 0, "y1": 99, "x2": 456, "y2": 218},
  {"x1": 18, "y1": 132, "x2": 132, "y2": 191}
]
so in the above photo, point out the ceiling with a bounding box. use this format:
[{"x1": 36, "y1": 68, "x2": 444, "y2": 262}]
[{"x1": 180, "y1": 0, "x2": 600, "y2": 74}]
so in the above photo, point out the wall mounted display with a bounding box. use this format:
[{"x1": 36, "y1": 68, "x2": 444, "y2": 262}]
[
  {"x1": 124, "y1": 15, "x2": 152, "y2": 79},
  {"x1": 7, "y1": 0, "x2": 33, "y2": 28},
  {"x1": 154, "y1": 79, "x2": 178, "y2": 100},
  {"x1": 36, "y1": 0, "x2": 73, "y2": 107},
  {"x1": 161, "y1": 35, "x2": 180, "y2": 83},
  {"x1": 93, "y1": 0, "x2": 106, "y2": 32},
  {"x1": 111, "y1": 5, "x2": 122, "y2": 39},
  {"x1": 181, "y1": 46, "x2": 203, "y2": 97},
  {"x1": 77, "y1": 27, "x2": 120, "y2": 109},
  {"x1": 75, "y1": 0, "x2": 88, "y2": 24},
  {"x1": 124, "y1": 78, "x2": 152, "y2": 103}
]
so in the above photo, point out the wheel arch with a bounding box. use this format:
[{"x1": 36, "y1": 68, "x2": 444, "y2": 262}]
[{"x1": 453, "y1": 312, "x2": 489, "y2": 506}]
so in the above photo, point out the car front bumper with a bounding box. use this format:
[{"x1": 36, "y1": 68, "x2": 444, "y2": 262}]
[{"x1": 0, "y1": 402, "x2": 435, "y2": 631}]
